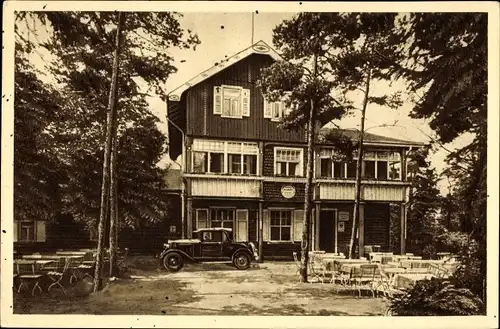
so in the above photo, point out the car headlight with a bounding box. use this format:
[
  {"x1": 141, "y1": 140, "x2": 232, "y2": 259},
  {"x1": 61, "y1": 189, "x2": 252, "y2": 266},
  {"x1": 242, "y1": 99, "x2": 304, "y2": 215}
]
[{"x1": 163, "y1": 243, "x2": 170, "y2": 249}]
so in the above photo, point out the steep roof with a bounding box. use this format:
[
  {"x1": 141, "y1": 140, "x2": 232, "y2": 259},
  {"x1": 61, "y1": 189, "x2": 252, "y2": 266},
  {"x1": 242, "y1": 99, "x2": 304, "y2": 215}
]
[
  {"x1": 167, "y1": 40, "x2": 282, "y2": 101},
  {"x1": 318, "y1": 127, "x2": 426, "y2": 147}
]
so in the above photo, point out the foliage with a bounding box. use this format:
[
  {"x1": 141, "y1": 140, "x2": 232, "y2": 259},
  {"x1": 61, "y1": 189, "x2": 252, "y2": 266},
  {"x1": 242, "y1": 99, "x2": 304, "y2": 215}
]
[
  {"x1": 13, "y1": 41, "x2": 67, "y2": 222},
  {"x1": 389, "y1": 13, "x2": 487, "y2": 304},
  {"x1": 405, "y1": 147, "x2": 445, "y2": 258},
  {"x1": 388, "y1": 278, "x2": 485, "y2": 316},
  {"x1": 14, "y1": 12, "x2": 199, "y2": 232}
]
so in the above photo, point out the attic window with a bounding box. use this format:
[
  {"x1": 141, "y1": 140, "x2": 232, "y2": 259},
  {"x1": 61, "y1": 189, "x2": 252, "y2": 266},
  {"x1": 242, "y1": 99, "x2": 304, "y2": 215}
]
[
  {"x1": 213, "y1": 85, "x2": 250, "y2": 118},
  {"x1": 263, "y1": 92, "x2": 291, "y2": 122}
]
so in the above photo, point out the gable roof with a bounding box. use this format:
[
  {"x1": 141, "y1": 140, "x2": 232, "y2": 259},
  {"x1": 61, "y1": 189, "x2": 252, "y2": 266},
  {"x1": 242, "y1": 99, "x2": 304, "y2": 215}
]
[
  {"x1": 167, "y1": 40, "x2": 282, "y2": 101},
  {"x1": 318, "y1": 127, "x2": 426, "y2": 147}
]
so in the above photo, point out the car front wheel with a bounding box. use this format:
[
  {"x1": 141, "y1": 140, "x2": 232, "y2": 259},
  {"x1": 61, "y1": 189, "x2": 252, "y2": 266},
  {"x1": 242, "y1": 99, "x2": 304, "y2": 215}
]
[
  {"x1": 163, "y1": 252, "x2": 184, "y2": 272},
  {"x1": 233, "y1": 252, "x2": 250, "y2": 270}
]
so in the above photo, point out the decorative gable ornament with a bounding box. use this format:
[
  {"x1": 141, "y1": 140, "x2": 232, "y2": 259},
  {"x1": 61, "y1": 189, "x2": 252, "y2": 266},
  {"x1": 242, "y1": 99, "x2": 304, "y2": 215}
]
[{"x1": 169, "y1": 95, "x2": 180, "y2": 101}]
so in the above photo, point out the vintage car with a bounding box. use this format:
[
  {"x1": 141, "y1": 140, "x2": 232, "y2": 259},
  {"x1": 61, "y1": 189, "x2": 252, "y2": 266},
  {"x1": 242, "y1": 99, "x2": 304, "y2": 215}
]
[{"x1": 159, "y1": 227, "x2": 259, "y2": 272}]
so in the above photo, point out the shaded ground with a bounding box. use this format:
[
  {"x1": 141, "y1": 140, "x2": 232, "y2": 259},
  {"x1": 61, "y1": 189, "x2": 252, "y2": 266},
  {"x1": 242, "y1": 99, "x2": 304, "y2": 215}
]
[{"x1": 13, "y1": 257, "x2": 386, "y2": 315}]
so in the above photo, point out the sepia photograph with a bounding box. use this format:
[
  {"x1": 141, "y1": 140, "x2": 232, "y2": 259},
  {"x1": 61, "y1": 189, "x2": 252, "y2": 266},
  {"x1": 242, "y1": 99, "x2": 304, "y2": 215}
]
[{"x1": 1, "y1": 1, "x2": 498, "y2": 328}]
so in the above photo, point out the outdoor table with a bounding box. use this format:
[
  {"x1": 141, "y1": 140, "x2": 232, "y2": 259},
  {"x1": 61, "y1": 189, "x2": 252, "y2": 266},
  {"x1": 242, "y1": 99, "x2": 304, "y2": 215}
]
[
  {"x1": 15, "y1": 259, "x2": 57, "y2": 274},
  {"x1": 394, "y1": 273, "x2": 435, "y2": 290},
  {"x1": 56, "y1": 251, "x2": 87, "y2": 256}
]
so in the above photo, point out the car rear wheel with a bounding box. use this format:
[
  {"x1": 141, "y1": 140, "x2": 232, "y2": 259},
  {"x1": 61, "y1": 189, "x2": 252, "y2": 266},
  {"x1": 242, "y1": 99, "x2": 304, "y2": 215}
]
[
  {"x1": 163, "y1": 252, "x2": 184, "y2": 272},
  {"x1": 233, "y1": 252, "x2": 250, "y2": 270}
]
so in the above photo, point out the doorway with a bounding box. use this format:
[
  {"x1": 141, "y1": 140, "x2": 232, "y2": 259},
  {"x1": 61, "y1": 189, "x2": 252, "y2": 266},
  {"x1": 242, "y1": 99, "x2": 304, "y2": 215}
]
[{"x1": 319, "y1": 210, "x2": 337, "y2": 253}]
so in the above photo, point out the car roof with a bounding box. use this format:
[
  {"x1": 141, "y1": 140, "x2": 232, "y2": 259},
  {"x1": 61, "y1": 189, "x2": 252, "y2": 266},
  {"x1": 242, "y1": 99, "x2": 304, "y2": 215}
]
[{"x1": 193, "y1": 227, "x2": 233, "y2": 233}]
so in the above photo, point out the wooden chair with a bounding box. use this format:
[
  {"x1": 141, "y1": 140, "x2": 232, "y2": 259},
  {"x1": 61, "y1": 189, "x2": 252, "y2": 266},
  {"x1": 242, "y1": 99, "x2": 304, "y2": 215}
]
[
  {"x1": 349, "y1": 264, "x2": 379, "y2": 297},
  {"x1": 16, "y1": 262, "x2": 45, "y2": 297},
  {"x1": 308, "y1": 253, "x2": 326, "y2": 283},
  {"x1": 47, "y1": 257, "x2": 71, "y2": 295},
  {"x1": 292, "y1": 252, "x2": 303, "y2": 282}
]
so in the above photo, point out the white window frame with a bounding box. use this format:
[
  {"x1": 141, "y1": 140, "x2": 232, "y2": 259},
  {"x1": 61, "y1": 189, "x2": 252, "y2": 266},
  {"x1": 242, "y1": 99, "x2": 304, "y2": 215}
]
[
  {"x1": 318, "y1": 148, "x2": 356, "y2": 179},
  {"x1": 210, "y1": 207, "x2": 236, "y2": 229},
  {"x1": 18, "y1": 220, "x2": 36, "y2": 242},
  {"x1": 191, "y1": 139, "x2": 259, "y2": 175},
  {"x1": 264, "y1": 92, "x2": 291, "y2": 121},
  {"x1": 214, "y1": 85, "x2": 250, "y2": 119},
  {"x1": 269, "y1": 209, "x2": 293, "y2": 242},
  {"x1": 363, "y1": 150, "x2": 402, "y2": 181},
  {"x1": 274, "y1": 147, "x2": 304, "y2": 177}
]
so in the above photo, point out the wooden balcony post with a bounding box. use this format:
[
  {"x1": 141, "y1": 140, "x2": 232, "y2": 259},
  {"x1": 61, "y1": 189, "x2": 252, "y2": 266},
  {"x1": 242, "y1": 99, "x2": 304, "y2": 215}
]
[
  {"x1": 400, "y1": 202, "x2": 406, "y2": 254},
  {"x1": 258, "y1": 201, "x2": 264, "y2": 263}
]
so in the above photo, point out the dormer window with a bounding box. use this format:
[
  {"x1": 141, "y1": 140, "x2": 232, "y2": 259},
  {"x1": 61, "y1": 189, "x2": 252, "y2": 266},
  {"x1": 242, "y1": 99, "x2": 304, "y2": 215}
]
[{"x1": 213, "y1": 85, "x2": 250, "y2": 118}]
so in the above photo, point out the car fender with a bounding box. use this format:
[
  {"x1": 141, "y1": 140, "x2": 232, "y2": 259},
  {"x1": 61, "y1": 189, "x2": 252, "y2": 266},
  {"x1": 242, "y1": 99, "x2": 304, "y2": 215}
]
[
  {"x1": 231, "y1": 248, "x2": 253, "y2": 262},
  {"x1": 160, "y1": 249, "x2": 195, "y2": 262}
]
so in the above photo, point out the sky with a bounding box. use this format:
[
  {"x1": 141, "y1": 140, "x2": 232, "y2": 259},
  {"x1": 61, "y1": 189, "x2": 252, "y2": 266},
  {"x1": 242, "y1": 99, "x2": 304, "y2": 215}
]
[{"x1": 23, "y1": 12, "x2": 473, "y2": 194}]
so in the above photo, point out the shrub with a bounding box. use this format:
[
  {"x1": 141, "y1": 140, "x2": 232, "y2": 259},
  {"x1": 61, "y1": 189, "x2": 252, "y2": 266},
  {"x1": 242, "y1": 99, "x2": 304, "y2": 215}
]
[{"x1": 388, "y1": 278, "x2": 484, "y2": 316}]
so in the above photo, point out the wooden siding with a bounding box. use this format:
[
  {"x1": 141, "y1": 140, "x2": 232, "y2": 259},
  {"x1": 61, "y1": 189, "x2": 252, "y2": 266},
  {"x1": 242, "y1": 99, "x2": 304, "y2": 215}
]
[
  {"x1": 185, "y1": 54, "x2": 305, "y2": 142},
  {"x1": 364, "y1": 185, "x2": 406, "y2": 202},
  {"x1": 364, "y1": 203, "x2": 390, "y2": 251},
  {"x1": 320, "y1": 182, "x2": 406, "y2": 202},
  {"x1": 190, "y1": 177, "x2": 261, "y2": 198},
  {"x1": 263, "y1": 182, "x2": 305, "y2": 203},
  {"x1": 262, "y1": 242, "x2": 300, "y2": 260},
  {"x1": 320, "y1": 182, "x2": 356, "y2": 200}
]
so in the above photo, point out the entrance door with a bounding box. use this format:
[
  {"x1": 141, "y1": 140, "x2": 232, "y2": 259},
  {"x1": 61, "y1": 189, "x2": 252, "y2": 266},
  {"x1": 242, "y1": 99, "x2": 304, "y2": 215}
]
[{"x1": 319, "y1": 210, "x2": 336, "y2": 252}]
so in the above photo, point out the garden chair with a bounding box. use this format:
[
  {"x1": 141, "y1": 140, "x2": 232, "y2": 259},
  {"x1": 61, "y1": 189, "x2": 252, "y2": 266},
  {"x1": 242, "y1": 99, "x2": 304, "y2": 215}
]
[
  {"x1": 16, "y1": 262, "x2": 45, "y2": 297},
  {"x1": 374, "y1": 265, "x2": 403, "y2": 298},
  {"x1": 292, "y1": 252, "x2": 303, "y2": 282},
  {"x1": 47, "y1": 257, "x2": 71, "y2": 295},
  {"x1": 349, "y1": 264, "x2": 379, "y2": 297},
  {"x1": 308, "y1": 253, "x2": 326, "y2": 283}
]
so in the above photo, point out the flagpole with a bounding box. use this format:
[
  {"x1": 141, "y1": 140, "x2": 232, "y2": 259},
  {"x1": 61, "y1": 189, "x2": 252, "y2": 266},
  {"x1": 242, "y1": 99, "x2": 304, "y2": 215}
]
[{"x1": 251, "y1": 12, "x2": 255, "y2": 45}]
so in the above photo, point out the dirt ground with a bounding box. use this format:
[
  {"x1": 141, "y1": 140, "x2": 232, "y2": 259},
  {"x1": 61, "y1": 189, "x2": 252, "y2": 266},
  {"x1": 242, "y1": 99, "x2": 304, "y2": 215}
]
[{"x1": 13, "y1": 258, "x2": 387, "y2": 315}]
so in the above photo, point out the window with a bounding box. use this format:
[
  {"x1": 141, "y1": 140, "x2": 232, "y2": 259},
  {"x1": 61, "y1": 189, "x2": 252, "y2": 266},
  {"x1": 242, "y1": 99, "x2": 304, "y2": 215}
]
[
  {"x1": 270, "y1": 210, "x2": 292, "y2": 241},
  {"x1": 318, "y1": 148, "x2": 357, "y2": 179},
  {"x1": 362, "y1": 150, "x2": 401, "y2": 180},
  {"x1": 18, "y1": 221, "x2": 35, "y2": 242},
  {"x1": 388, "y1": 152, "x2": 401, "y2": 180},
  {"x1": 275, "y1": 147, "x2": 303, "y2": 177},
  {"x1": 264, "y1": 92, "x2": 291, "y2": 121},
  {"x1": 211, "y1": 208, "x2": 234, "y2": 230},
  {"x1": 192, "y1": 139, "x2": 258, "y2": 175},
  {"x1": 213, "y1": 86, "x2": 250, "y2": 118}
]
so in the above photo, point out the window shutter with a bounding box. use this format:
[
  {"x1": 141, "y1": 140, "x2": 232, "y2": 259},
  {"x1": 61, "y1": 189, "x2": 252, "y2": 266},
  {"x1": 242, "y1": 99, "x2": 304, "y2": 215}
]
[
  {"x1": 293, "y1": 209, "x2": 304, "y2": 242},
  {"x1": 196, "y1": 209, "x2": 208, "y2": 230},
  {"x1": 235, "y1": 209, "x2": 248, "y2": 242},
  {"x1": 36, "y1": 221, "x2": 46, "y2": 242},
  {"x1": 213, "y1": 86, "x2": 222, "y2": 114},
  {"x1": 14, "y1": 221, "x2": 18, "y2": 242},
  {"x1": 262, "y1": 209, "x2": 270, "y2": 241},
  {"x1": 242, "y1": 89, "x2": 250, "y2": 117},
  {"x1": 263, "y1": 99, "x2": 272, "y2": 118}
]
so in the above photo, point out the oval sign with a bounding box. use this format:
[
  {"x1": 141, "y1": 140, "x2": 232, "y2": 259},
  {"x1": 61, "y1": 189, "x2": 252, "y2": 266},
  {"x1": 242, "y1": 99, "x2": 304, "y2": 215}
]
[
  {"x1": 169, "y1": 95, "x2": 180, "y2": 101},
  {"x1": 281, "y1": 185, "x2": 296, "y2": 199},
  {"x1": 253, "y1": 45, "x2": 270, "y2": 53}
]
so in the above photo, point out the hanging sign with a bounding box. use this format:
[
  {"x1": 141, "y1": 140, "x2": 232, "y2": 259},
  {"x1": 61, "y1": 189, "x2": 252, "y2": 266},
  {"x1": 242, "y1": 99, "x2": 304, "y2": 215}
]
[
  {"x1": 338, "y1": 222, "x2": 345, "y2": 233},
  {"x1": 281, "y1": 185, "x2": 296, "y2": 199},
  {"x1": 338, "y1": 211, "x2": 349, "y2": 222}
]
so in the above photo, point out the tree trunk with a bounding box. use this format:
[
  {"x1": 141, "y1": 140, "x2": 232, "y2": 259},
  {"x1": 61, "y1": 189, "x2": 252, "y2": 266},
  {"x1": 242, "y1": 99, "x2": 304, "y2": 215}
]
[
  {"x1": 93, "y1": 11, "x2": 125, "y2": 292},
  {"x1": 348, "y1": 68, "x2": 371, "y2": 260},
  {"x1": 109, "y1": 130, "x2": 118, "y2": 277},
  {"x1": 299, "y1": 54, "x2": 317, "y2": 283}
]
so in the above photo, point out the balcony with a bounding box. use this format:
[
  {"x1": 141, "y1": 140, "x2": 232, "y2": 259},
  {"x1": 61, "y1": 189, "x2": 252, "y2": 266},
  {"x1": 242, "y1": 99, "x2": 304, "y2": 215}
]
[
  {"x1": 186, "y1": 174, "x2": 262, "y2": 198},
  {"x1": 317, "y1": 179, "x2": 409, "y2": 202}
]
